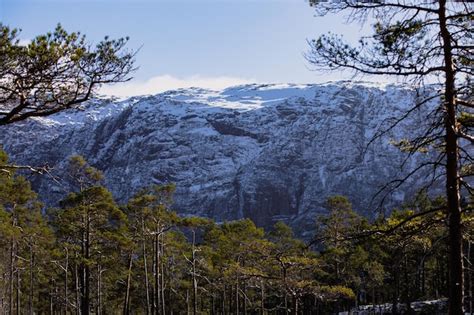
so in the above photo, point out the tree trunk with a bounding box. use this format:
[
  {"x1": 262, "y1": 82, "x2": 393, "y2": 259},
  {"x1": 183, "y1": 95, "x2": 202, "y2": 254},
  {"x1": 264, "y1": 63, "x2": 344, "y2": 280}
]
[
  {"x1": 438, "y1": 1, "x2": 464, "y2": 314},
  {"x1": 235, "y1": 282, "x2": 239, "y2": 314},
  {"x1": 222, "y1": 286, "x2": 226, "y2": 315},
  {"x1": 154, "y1": 232, "x2": 160, "y2": 315},
  {"x1": 50, "y1": 282, "x2": 54, "y2": 315},
  {"x1": 228, "y1": 285, "x2": 232, "y2": 315},
  {"x1": 243, "y1": 282, "x2": 247, "y2": 315},
  {"x1": 152, "y1": 237, "x2": 156, "y2": 315},
  {"x1": 75, "y1": 261, "x2": 80, "y2": 315},
  {"x1": 160, "y1": 236, "x2": 165, "y2": 315},
  {"x1": 83, "y1": 255, "x2": 90, "y2": 315},
  {"x1": 96, "y1": 264, "x2": 101, "y2": 315},
  {"x1": 260, "y1": 280, "x2": 265, "y2": 315},
  {"x1": 423, "y1": 261, "x2": 427, "y2": 298},
  {"x1": 468, "y1": 241, "x2": 472, "y2": 315},
  {"x1": 403, "y1": 255, "x2": 412, "y2": 314},
  {"x1": 186, "y1": 289, "x2": 190, "y2": 315},
  {"x1": 192, "y1": 230, "x2": 197, "y2": 315},
  {"x1": 28, "y1": 249, "x2": 34, "y2": 315},
  {"x1": 211, "y1": 294, "x2": 215, "y2": 315},
  {"x1": 64, "y1": 248, "x2": 69, "y2": 315},
  {"x1": 99, "y1": 266, "x2": 103, "y2": 315},
  {"x1": 81, "y1": 213, "x2": 91, "y2": 315},
  {"x1": 292, "y1": 295, "x2": 298, "y2": 315},
  {"x1": 392, "y1": 266, "x2": 399, "y2": 315},
  {"x1": 16, "y1": 268, "x2": 20, "y2": 315},
  {"x1": 142, "y1": 218, "x2": 151, "y2": 315},
  {"x1": 123, "y1": 254, "x2": 133, "y2": 315},
  {"x1": 9, "y1": 238, "x2": 15, "y2": 315}
]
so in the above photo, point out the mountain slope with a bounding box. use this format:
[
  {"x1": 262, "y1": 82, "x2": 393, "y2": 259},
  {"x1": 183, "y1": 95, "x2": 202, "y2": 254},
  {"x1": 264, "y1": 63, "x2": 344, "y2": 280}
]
[{"x1": 0, "y1": 82, "x2": 435, "y2": 235}]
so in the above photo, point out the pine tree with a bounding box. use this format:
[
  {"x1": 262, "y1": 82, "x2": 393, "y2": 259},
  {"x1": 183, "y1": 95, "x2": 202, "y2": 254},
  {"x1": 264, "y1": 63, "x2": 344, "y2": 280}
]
[
  {"x1": 125, "y1": 184, "x2": 178, "y2": 314},
  {"x1": 0, "y1": 150, "x2": 55, "y2": 314},
  {"x1": 0, "y1": 24, "x2": 135, "y2": 125},
  {"x1": 307, "y1": 2, "x2": 473, "y2": 313},
  {"x1": 52, "y1": 157, "x2": 128, "y2": 314},
  {"x1": 314, "y1": 196, "x2": 365, "y2": 285}
]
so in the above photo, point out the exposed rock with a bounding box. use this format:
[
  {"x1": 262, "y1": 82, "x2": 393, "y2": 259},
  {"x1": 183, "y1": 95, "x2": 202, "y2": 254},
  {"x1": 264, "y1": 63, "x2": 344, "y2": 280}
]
[{"x1": 0, "y1": 82, "x2": 438, "y2": 236}]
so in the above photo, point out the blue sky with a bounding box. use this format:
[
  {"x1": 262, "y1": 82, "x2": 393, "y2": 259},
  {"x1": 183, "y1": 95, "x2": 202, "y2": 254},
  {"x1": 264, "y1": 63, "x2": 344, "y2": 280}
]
[{"x1": 1, "y1": 0, "x2": 373, "y2": 96}]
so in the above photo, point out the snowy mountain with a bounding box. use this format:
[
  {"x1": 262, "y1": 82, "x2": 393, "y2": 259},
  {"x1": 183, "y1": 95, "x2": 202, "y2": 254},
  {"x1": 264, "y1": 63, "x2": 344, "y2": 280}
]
[{"x1": 0, "y1": 82, "x2": 436, "y2": 235}]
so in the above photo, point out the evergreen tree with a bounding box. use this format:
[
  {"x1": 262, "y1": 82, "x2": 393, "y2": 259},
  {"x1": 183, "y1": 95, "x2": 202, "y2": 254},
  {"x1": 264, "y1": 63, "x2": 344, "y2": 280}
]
[
  {"x1": 125, "y1": 184, "x2": 178, "y2": 314},
  {"x1": 307, "y1": 1, "x2": 473, "y2": 313},
  {"x1": 0, "y1": 24, "x2": 135, "y2": 125},
  {"x1": 0, "y1": 150, "x2": 55, "y2": 314},
  {"x1": 313, "y1": 197, "x2": 368, "y2": 310},
  {"x1": 52, "y1": 157, "x2": 128, "y2": 314}
]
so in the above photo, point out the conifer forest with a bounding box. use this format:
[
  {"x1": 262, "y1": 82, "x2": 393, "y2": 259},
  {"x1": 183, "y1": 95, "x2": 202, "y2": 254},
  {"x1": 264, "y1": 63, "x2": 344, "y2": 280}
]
[{"x1": 0, "y1": 152, "x2": 472, "y2": 314}]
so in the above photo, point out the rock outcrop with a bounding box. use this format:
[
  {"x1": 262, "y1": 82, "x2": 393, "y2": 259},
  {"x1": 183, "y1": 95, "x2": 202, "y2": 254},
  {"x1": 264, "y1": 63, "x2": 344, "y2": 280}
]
[{"x1": 0, "y1": 82, "x2": 436, "y2": 236}]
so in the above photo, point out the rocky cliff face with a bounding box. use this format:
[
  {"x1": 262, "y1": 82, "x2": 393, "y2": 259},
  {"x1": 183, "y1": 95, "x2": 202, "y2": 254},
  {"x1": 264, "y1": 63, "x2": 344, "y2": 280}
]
[{"x1": 0, "y1": 82, "x2": 434, "y2": 235}]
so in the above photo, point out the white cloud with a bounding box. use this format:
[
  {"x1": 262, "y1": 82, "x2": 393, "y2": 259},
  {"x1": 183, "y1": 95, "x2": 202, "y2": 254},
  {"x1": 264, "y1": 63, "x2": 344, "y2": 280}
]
[{"x1": 99, "y1": 74, "x2": 256, "y2": 97}]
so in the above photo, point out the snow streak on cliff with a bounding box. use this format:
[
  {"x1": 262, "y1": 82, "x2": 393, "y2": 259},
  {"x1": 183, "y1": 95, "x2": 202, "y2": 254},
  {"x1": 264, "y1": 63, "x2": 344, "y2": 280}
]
[{"x1": 1, "y1": 82, "x2": 436, "y2": 235}]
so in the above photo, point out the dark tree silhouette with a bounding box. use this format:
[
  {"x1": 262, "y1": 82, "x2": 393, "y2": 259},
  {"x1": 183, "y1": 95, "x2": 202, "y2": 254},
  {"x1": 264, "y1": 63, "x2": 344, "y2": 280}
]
[{"x1": 0, "y1": 24, "x2": 136, "y2": 125}]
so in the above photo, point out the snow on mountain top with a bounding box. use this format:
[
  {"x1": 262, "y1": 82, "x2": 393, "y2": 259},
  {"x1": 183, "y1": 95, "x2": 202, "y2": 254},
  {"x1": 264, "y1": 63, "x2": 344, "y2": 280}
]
[
  {"x1": 31, "y1": 81, "x2": 412, "y2": 128},
  {"x1": 33, "y1": 98, "x2": 136, "y2": 127},
  {"x1": 162, "y1": 81, "x2": 402, "y2": 109}
]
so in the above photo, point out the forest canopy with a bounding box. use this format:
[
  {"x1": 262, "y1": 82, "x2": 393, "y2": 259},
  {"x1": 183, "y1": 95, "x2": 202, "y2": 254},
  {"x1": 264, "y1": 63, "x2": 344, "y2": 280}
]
[{"x1": 0, "y1": 152, "x2": 471, "y2": 314}]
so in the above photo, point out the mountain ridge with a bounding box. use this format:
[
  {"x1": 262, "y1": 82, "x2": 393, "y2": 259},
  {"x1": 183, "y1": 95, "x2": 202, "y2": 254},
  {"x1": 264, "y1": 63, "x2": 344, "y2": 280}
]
[{"x1": 0, "y1": 81, "x2": 435, "y2": 236}]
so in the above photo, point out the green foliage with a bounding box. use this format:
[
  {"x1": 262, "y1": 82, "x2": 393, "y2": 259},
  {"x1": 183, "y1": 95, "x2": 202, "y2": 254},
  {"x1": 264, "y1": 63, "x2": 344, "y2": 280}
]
[
  {"x1": 374, "y1": 20, "x2": 425, "y2": 56},
  {"x1": 306, "y1": 3, "x2": 473, "y2": 312},
  {"x1": 67, "y1": 155, "x2": 104, "y2": 191},
  {"x1": 0, "y1": 152, "x2": 471, "y2": 313},
  {"x1": 0, "y1": 23, "x2": 135, "y2": 125},
  {"x1": 320, "y1": 285, "x2": 355, "y2": 301},
  {"x1": 0, "y1": 150, "x2": 55, "y2": 314},
  {"x1": 459, "y1": 112, "x2": 474, "y2": 128}
]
